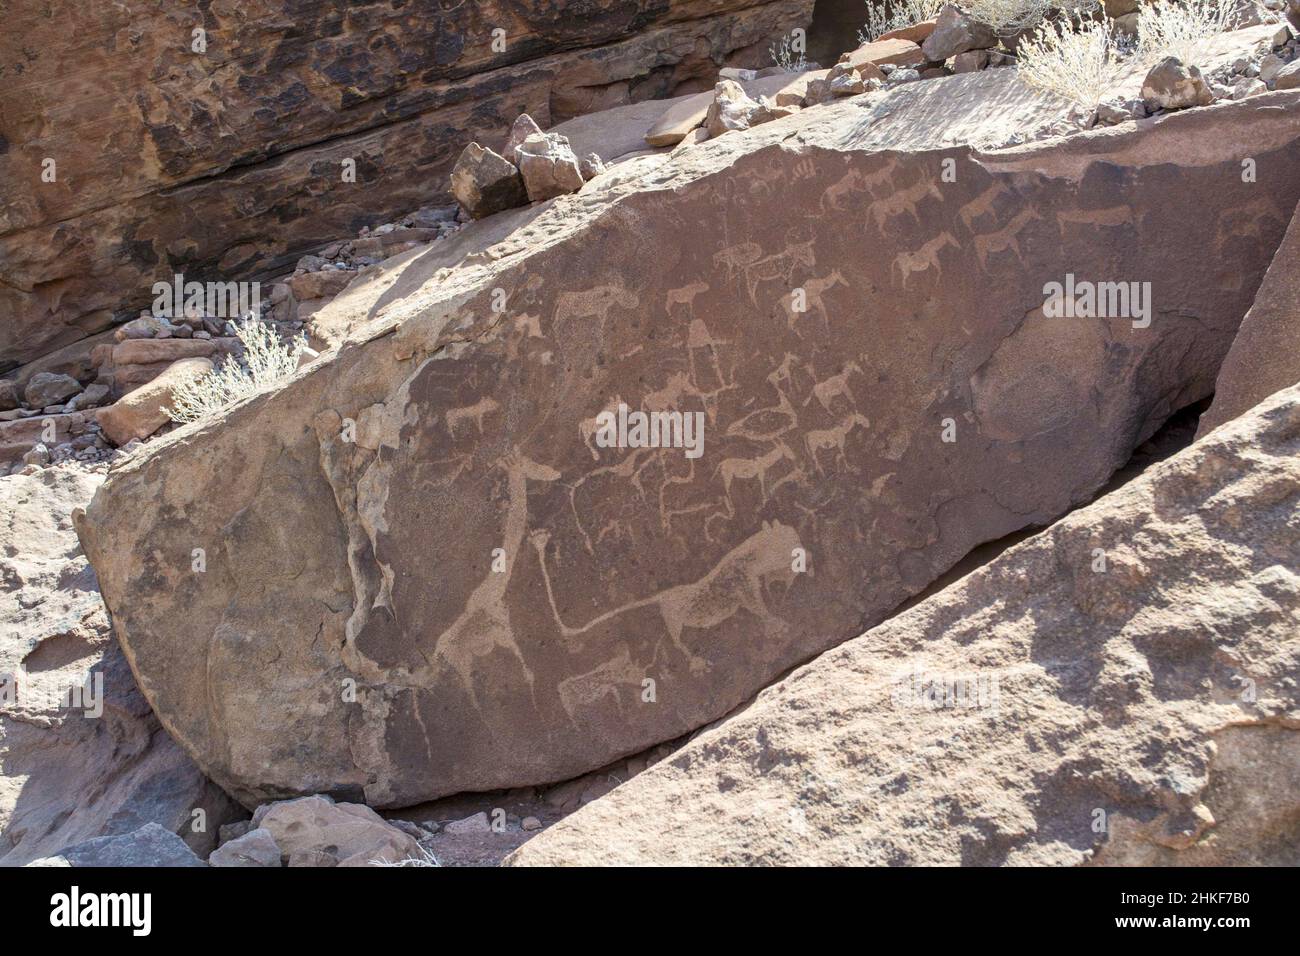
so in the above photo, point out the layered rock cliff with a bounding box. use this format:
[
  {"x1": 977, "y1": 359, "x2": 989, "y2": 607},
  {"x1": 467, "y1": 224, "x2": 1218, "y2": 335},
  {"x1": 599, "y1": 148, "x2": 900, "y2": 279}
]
[{"x1": 0, "y1": 0, "x2": 812, "y2": 368}]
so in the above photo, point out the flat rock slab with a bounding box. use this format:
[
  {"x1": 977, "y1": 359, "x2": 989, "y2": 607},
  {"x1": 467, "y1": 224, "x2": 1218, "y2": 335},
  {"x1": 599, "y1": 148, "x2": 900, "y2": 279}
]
[
  {"x1": 508, "y1": 384, "x2": 1300, "y2": 865},
  {"x1": 76, "y1": 71, "x2": 1300, "y2": 808}
]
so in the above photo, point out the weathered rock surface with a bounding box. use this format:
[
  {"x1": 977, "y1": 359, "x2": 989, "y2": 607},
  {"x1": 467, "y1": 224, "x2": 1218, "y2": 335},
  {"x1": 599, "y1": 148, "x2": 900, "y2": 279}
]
[
  {"x1": 1199, "y1": 200, "x2": 1300, "y2": 436},
  {"x1": 29, "y1": 822, "x2": 207, "y2": 867},
  {"x1": 0, "y1": 469, "x2": 242, "y2": 866},
  {"x1": 509, "y1": 385, "x2": 1300, "y2": 865},
  {"x1": 250, "y1": 795, "x2": 422, "y2": 866},
  {"x1": 0, "y1": 0, "x2": 814, "y2": 369},
  {"x1": 74, "y1": 71, "x2": 1300, "y2": 809}
]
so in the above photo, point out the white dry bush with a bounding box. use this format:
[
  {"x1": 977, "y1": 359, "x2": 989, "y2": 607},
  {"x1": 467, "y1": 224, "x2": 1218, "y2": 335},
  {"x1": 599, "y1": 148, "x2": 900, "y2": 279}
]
[
  {"x1": 859, "y1": 0, "x2": 946, "y2": 44},
  {"x1": 1136, "y1": 0, "x2": 1261, "y2": 66},
  {"x1": 1016, "y1": 14, "x2": 1127, "y2": 105},
  {"x1": 964, "y1": 0, "x2": 1099, "y2": 33},
  {"x1": 769, "y1": 33, "x2": 808, "y2": 71},
  {"x1": 368, "y1": 846, "x2": 442, "y2": 867},
  {"x1": 165, "y1": 317, "x2": 307, "y2": 424}
]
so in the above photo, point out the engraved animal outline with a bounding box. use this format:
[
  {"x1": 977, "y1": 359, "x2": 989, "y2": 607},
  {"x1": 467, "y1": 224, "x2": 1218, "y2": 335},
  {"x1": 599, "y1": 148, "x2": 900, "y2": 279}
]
[
  {"x1": 446, "y1": 396, "x2": 500, "y2": 439},
  {"x1": 715, "y1": 441, "x2": 796, "y2": 505},
  {"x1": 805, "y1": 361, "x2": 862, "y2": 415},
  {"x1": 805, "y1": 412, "x2": 870, "y2": 473},
  {"x1": 427, "y1": 449, "x2": 560, "y2": 705},
  {"x1": 528, "y1": 521, "x2": 803, "y2": 675},
  {"x1": 789, "y1": 271, "x2": 848, "y2": 333},
  {"x1": 555, "y1": 284, "x2": 637, "y2": 333}
]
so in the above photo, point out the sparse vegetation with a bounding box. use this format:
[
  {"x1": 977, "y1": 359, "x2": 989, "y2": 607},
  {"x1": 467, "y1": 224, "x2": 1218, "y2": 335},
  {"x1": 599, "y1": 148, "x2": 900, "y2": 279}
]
[
  {"x1": 1016, "y1": 0, "x2": 1268, "y2": 106},
  {"x1": 769, "y1": 33, "x2": 808, "y2": 71},
  {"x1": 1015, "y1": 14, "x2": 1126, "y2": 106},
  {"x1": 165, "y1": 317, "x2": 307, "y2": 424},
  {"x1": 1136, "y1": 0, "x2": 1261, "y2": 65},
  {"x1": 859, "y1": 0, "x2": 946, "y2": 44}
]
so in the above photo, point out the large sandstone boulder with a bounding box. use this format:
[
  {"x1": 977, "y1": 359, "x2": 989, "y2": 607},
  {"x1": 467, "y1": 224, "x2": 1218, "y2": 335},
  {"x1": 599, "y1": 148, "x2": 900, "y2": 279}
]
[
  {"x1": 509, "y1": 384, "x2": 1300, "y2": 865},
  {"x1": 74, "y1": 71, "x2": 1300, "y2": 809},
  {"x1": 1198, "y1": 200, "x2": 1300, "y2": 436},
  {"x1": 0, "y1": 469, "x2": 242, "y2": 866},
  {"x1": 0, "y1": 0, "x2": 814, "y2": 370}
]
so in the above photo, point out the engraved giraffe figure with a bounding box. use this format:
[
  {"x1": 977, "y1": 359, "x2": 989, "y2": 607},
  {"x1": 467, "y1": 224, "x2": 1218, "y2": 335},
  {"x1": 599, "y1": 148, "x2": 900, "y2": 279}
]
[{"x1": 427, "y1": 450, "x2": 560, "y2": 705}]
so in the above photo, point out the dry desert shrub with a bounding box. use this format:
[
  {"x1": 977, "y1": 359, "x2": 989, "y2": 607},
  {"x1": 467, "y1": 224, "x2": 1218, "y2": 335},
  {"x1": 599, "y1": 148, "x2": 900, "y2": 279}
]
[
  {"x1": 1136, "y1": 0, "x2": 1263, "y2": 65},
  {"x1": 165, "y1": 317, "x2": 307, "y2": 425},
  {"x1": 1015, "y1": 14, "x2": 1127, "y2": 105},
  {"x1": 859, "y1": 0, "x2": 947, "y2": 43}
]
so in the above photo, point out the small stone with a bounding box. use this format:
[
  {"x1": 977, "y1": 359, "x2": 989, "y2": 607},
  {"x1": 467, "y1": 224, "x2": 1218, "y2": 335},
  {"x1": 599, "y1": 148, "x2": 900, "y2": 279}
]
[
  {"x1": 521, "y1": 816, "x2": 542, "y2": 831},
  {"x1": 449, "y1": 142, "x2": 528, "y2": 219},
  {"x1": 706, "y1": 79, "x2": 764, "y2": 134},
  {"x1": 515, "y1": 132, "x2": 586, "y2": 202},
  {"x1": 0, "y1": 380, "x2": 18, "y2": 411},
  {"x1": 208, "y1": 827, "x2": 282, "y2": 867},
  {"x1": 718, "y1": 67, "x2": 758, "y2": 81},
  {"x1": 24, "y1": 372, "x2": 82, "y2": 408},
  {"x1": 1259, "y1": 53, "x2": 1286, "y2": 84},
  {"x1": 1142, "y1": 56, "x2": 1214, "y2": 111},
  {"x1": 670, "y1": 127, "x2": 710, "y2": 155},
  {"x1": 578, "y1": 152, "x2": 606, "y2": 181},
  {"x1": 1273, "y1": 60, "x2": 1300, "y2": 89},
  {"x1": 829, "y1": 68, "x2": 866, "y2": 96},
  {"x1": 951, "y1": 49, "x2": 989, "y2": 73},
  {"x1": 22, "y1": 443, "x2": 50, "y2": 466},
  {"x1": 503, "y1": 113, "x2": 543, "y2": 164},
  {"x1": 922, "y1": 4, "x2": 998, "y2": 62},
  {"x1": 443, "y1": 811, "x2": 491, "y2": 834},
  {"x1": 887, "y1": 67, "x2": 922, "y2": 86}
]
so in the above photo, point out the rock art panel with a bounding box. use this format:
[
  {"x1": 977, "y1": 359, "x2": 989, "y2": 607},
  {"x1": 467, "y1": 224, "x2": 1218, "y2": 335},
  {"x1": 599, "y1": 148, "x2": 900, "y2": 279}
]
[{"x1": 76, "y1": 85, "x2": 1300, "y2": 807}]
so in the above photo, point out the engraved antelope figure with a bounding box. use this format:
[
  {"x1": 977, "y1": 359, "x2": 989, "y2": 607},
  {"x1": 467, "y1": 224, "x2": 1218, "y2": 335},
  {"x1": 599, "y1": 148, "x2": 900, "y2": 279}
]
[{"x1": 805, "y1": 413, "x2": 870, "y2": 473}]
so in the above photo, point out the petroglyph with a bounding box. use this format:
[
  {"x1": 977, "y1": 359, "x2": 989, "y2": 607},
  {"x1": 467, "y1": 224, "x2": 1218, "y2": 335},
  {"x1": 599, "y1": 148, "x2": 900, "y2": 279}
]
[
  {"x1": 555, "y1": 284, "x2": 638, "y2": 332},
  {"x1": 805, "y1": 413, "x2": 870, "y2": 473},
  {"x1": 423, "y1": 449, "x2": 559, "y2": 703},
  {"x1": 807, "y1": 362, "x2": 862, "y2": 415},
  {"x1": 530, "y1": 521, "x2": 803, "y2": 674},
  {"x1": 716, "y1": 441, "x2": 796, "y2": 503},
  {"x1": 557, "y1": 648, "x2": 646, "y2": 720},
  {"x1": 446, "y1": 396, "x2": 500, "y2": 438},
  {"x1": 893, "y1": 234, "x2": 959, "y2": 287}
]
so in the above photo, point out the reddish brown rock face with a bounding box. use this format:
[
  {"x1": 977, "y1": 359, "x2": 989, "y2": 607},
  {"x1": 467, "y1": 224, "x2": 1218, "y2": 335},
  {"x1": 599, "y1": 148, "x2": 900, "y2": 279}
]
[
  {"x1": 0, "y1": 0, "x2": 813, "y2": 369},
  {"x1": 75, "y1": 78, "x2": 1300, "y2": 809}
]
